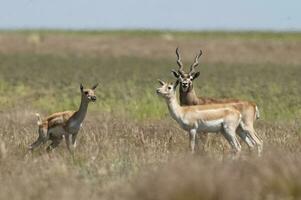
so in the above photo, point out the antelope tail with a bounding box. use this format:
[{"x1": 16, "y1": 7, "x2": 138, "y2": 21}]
[
  {"x1": 255, "y1": 106, "x2": 260, "y2": 120},
  {"x1": 35, "y1": 113, "x2": 43, "y2": 126}
]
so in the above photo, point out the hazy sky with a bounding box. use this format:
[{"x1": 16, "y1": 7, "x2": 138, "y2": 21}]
[{"x1": 0, "y1": 0, "x2": 300, "y2": 31}]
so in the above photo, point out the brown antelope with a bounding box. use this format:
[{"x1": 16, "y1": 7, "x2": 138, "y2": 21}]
[
  {"x1": 29, "y1": 83, "x2": 98, "y2": 153},
  {"x1": 156, "y1": 80, "x2": 242, "y2": 156},
  {"x1": 171, "y1": 48, "x2": 263, "y2": 155}
]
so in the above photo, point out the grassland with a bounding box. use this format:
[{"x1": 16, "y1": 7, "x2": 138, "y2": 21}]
[{"x1": 0, "y1": 30, "x2": 300, "y2": 200}]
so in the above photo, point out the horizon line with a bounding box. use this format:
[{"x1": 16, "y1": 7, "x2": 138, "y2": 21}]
[{"x1": 0, "y1": 28, "x2": 301, "y2": 33}]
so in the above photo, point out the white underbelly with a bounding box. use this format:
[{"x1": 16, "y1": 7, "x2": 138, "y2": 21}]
[{"x1": 197, "y1": 119, "x2": 224, "y2": 133}]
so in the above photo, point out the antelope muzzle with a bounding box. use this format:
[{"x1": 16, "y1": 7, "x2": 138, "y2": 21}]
[{"x1": 91, "y1": 96, "x2": 97, "y2": 102}]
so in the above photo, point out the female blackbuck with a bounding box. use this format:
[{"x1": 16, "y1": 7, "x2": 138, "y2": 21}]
[
  {"x1": 29, "y1": 83, "x2": 98, "y2": 153},
  {"x1": 156, "y1": 80, "x2": 242, "y2": 157},
  {"x1": 171, "y1": 48, "x2": 263, "y2": 155}
]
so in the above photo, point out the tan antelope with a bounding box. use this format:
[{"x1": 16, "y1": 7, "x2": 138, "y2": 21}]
[
  {"x1": 156, "y1": 80, "x2": 242, "y2": 156},
  {"x1": 171, "y1": 48, "x2": 263, "y2": 155},
  {"x1": 29, "y1": 83, "x2": 98, "y2": 153}
]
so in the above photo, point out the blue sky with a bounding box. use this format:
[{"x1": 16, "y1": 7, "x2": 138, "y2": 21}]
[{"x1": 0, "y1": 0, "x2": 300, "y2": 31}]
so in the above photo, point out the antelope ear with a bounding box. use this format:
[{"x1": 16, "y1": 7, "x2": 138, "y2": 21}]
[
  {"x1": 171, "y1": 70, "x2": 180, "y2": 78},
  {"x1": 158, "y1": 79, "x2": 165, "y2": 86},
  {"x1": 80, "y1": 83, "x2": 84, "y2": 91},
  {"x1": 92, "y1": 83, "x2": 99, "y2": 90},
  {"x1": 192, "y1": 72, "x2": 200, "y2": 80}
]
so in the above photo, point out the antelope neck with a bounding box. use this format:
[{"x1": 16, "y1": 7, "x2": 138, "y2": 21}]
[
  {"x1": 165, "y1": 94, "x2": 183, "y2": 121},
  {"x1": 71, "y1": 95, "x2": 89, "y2": 124},
  {"x1": 179, "y1": 86, "x2": 206, "y2": 105}
]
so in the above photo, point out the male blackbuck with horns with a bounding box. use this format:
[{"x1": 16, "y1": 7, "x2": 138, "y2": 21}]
[
  {"x1": 156, "y1": 80, "x2": 242, "y2": 157},
  {"x1": 171, "y1": 48, "x2": 263, "y2": 155},
  {"x1": 29, "y1": 83, "x2": 98, "y2": 153}
]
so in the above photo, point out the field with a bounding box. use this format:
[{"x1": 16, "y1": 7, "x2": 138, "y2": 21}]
[{"x1": 0, "y1": 30, "x2": 301, "y2": 200}]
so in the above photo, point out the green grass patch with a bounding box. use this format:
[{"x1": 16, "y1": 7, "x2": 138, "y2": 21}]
[
  {"x1": 0, "y1": 53, "x2": 300, "y2": 121},
  {"x1": 1, "y1": 29, "x2": 301, "y2": 41}
]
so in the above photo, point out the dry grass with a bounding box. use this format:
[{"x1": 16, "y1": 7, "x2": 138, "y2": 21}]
[
  {"x1": 0, "y1": 31, "x2": 300, "y2": 200},
  {"x1": 0, "y1": 110, "x2": 300, "y2": 200},
  {"x1": 125, "y1": 153, "x2": 301, "y2": 200},
  {"x1": 0, "y1": 31, "x2": 301, "y2": 65}
]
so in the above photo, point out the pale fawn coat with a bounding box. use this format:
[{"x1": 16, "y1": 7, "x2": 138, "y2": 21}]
[
  {"x1": 171, "y1": 48, "x2": 263, "y2": 155},
  {"x1": 29, "y1": 84, "x2": 98, "y2": 153},
  {"x1": 157, "y1": 80, "x2": 242, "y2": 156}
]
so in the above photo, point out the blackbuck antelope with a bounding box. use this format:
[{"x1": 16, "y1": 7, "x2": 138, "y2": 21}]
[
  {"x1": 29, "y1": 83, "x2": 98, "y2": 153},
  {"x1": 156, "y1": 80, "x2": 242, "y2": 156},
  {"x1": 171, "y1": 48, "x2": 263, "y2": 155}
]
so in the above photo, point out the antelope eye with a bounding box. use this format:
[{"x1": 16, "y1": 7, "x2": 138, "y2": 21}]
[
  {"x1": 168, "y1": 86, "x2": 172, "y2": 90},
  {"x1": 84, "y1": 91, "x2": 89, "y2": 95}
]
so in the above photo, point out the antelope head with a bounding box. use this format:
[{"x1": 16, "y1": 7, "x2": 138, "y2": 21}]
[
  {"x1": 156, "y1": 80, "x2": 179, "y2": 99},
  {"x1": 171, "y1": 48, "x2": 202, "y2": 92},
  {"x1": 80, "y1": 83, "x2": 98, "y2": 102}
]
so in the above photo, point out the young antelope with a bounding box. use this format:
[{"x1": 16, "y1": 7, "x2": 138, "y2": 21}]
[{"x1": 29, "y1": 83, "x2": 98, "y2": 153}]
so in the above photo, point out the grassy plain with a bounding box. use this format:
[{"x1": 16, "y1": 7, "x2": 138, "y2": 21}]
[{"x1": 0, "y1": 30, "x2": 300, "y2": 200}]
